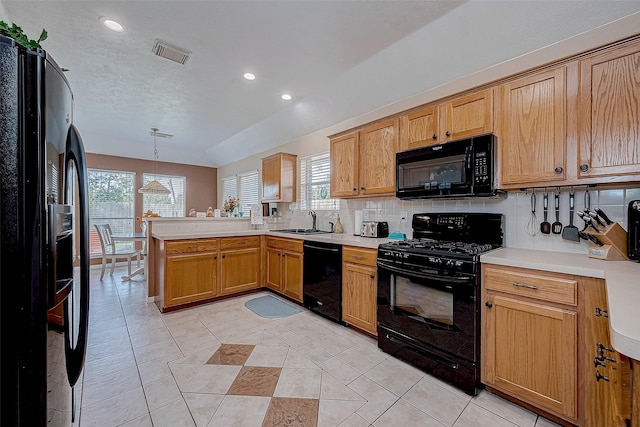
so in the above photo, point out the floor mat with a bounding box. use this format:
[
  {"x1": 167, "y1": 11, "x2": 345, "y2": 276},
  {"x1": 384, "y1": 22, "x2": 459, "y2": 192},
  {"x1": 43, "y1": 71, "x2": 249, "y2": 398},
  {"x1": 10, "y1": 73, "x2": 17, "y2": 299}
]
[{"x1": 244, "y1": 295, "x2": 302, "y2": 318}]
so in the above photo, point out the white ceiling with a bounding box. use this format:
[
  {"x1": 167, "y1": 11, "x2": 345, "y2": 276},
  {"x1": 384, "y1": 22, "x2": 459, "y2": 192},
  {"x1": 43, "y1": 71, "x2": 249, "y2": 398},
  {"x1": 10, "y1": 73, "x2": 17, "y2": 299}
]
[{"x1": 2, "y1": 1, "x2": 640, "y2": 168}]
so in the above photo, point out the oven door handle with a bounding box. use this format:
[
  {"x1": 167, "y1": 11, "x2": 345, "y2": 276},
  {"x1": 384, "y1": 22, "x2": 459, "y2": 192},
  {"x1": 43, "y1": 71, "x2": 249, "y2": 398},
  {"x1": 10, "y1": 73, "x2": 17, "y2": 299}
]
[{"x1": 377, "y1": 261, "x2": 475, "y2": 284}]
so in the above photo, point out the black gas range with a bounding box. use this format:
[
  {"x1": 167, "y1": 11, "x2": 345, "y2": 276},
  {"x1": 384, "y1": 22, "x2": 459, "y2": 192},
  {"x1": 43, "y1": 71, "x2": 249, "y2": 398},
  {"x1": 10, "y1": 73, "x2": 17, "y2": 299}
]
[{"x1": 377, "y1": 212, "x2": 503, "y2": 395}]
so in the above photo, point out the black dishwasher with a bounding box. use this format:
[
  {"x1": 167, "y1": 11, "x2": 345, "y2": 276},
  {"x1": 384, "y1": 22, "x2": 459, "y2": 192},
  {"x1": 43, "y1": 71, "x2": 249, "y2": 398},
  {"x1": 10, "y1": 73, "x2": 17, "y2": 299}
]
[{"x1": 303, "y1": 240, "x2": 343, "y2": 324}]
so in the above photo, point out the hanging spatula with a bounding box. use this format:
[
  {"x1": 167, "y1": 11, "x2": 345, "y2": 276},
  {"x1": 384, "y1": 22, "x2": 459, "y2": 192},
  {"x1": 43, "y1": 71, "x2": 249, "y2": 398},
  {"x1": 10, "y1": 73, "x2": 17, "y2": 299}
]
[
  {"x1": 562, "y1": 189, "x2": 580, "y2": 242},
  {"x1": 552, "y1": 190, "x2": 562, "y2": 234},
  {"x1": 540, "y1": 190, "x2": 551, "y2": 234}
]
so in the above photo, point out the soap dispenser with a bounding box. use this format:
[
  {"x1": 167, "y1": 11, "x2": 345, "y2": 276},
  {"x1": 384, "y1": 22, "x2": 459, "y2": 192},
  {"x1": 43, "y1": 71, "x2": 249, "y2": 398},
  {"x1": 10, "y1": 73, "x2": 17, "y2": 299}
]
[{"x1": 334, "y1": 215, "x2": 344, "y2": 234}]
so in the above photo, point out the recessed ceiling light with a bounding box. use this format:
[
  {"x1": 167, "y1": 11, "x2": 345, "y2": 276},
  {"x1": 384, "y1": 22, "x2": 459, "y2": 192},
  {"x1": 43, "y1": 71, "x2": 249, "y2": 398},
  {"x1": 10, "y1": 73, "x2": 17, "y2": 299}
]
[
  {"x1": 281, "y1": 94, "x2": 292, "y2": 101},
  {"x1": 243, "y1": 72, "x2": 256, "y2": 81},
  {"x1": 100, "y1": 17, "x2": 125, "y2": 32}
]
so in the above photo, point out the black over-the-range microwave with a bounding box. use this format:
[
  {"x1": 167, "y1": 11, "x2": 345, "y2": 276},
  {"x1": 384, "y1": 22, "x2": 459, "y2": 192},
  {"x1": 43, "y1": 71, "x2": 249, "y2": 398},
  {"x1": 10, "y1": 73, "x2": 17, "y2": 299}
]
[{"x1": 396, "y1": 133, "x2": 505, "y2": 199}]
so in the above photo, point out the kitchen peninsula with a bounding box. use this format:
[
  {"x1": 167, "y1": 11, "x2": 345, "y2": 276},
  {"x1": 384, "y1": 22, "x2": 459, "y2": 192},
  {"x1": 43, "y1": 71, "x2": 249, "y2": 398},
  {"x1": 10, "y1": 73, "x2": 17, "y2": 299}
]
[{"x1": 145, "y1": 216, "x2": 385, "y2": 310}]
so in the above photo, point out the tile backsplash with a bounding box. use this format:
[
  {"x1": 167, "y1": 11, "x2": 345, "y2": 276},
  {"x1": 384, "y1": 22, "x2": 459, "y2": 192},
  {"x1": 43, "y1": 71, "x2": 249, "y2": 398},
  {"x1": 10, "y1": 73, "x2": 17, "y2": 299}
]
[{"x1": 275, "y1": 186, "x2": 640, "y2": 255}]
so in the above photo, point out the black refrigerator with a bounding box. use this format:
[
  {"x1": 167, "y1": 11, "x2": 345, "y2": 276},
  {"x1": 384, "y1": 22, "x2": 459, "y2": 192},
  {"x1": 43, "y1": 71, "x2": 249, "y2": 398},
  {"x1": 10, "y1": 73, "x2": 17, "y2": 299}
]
[{"x1": 0, "y1": 34, "x2": 90, "y2": 425}]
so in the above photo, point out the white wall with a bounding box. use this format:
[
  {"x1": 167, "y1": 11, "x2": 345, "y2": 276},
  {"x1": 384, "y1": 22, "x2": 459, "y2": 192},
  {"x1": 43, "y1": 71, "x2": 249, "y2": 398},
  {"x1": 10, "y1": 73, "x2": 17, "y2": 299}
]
[{"x1": 217, "y1": 14, "x2": 640, "y2": 254}]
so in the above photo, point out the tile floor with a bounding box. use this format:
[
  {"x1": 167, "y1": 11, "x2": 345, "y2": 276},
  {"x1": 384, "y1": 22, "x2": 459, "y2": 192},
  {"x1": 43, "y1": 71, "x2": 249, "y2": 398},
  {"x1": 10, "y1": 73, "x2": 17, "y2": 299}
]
[{"x1": 73, "y1": 266, "x2": 564, "y2": 427}]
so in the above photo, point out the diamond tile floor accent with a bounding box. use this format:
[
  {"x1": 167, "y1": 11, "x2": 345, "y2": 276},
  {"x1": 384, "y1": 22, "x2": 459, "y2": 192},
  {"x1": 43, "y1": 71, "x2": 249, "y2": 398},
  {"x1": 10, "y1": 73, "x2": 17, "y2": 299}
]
[
  {"x1": 263, "y1": 397, "x2": 319, "y2": 427},
  {"x1": 227, "y1": 366, "x2": 282, "y2": 397},
  {"x1": 207, "y1": 343, "x2": 256, "y2": 365},
  {"x1": 75, "y1": 266, "x2": 566, "y2": 426}
]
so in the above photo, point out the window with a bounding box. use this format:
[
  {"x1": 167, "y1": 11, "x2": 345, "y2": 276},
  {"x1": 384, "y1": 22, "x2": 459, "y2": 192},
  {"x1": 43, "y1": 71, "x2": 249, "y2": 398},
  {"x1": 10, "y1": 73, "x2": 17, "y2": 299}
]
[
  {"x1": 222, "y1": 170, "x2": 259, "y2": 216},
  {"x1": 300, "y1": 152, "x2": 340, "y2": 210},
  {"x1": 142, "y1": 174, "x2": 186, "y2": 217},
  {"x1": 88, "y1": 169, "x2": 136, "y2": 255}
]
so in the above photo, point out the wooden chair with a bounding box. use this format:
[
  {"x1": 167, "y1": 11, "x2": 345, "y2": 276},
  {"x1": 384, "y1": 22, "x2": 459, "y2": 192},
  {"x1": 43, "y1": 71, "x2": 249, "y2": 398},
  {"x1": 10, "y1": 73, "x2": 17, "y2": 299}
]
[{"x1": 94, "y1": 224, "x2": 142, "y2": 280}]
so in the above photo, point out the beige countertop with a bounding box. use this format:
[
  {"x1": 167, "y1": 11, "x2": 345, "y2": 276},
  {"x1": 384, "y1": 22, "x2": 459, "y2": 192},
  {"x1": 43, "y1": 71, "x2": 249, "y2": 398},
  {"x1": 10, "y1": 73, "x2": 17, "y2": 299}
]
[
  {"x1": 481, "y1": 248, "x2": 640, "y2": 360},
  {"x1": 151, "y1": 229, "x2": 389, "y2": 249}
]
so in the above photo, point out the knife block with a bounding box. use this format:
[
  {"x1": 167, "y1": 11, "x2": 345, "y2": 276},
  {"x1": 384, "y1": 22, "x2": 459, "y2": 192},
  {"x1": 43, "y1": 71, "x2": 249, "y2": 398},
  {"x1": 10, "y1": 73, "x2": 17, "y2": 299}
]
[{"x1": 586, "y1": 222, "x2": 629, "y2": 260}]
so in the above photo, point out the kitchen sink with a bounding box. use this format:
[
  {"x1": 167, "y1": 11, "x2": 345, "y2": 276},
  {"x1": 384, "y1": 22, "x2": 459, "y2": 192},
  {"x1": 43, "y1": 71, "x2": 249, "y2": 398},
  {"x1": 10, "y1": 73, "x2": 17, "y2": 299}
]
[{"x1": 273, "y1": 228, "x2": 332, "y2": 235}]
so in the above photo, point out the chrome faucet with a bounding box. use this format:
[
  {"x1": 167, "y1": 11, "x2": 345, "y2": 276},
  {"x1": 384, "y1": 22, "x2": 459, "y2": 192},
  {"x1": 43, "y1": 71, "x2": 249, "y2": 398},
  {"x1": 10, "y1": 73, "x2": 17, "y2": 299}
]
[{"x1": 309, "y1": 210, "x2": 317, "y2": 231}]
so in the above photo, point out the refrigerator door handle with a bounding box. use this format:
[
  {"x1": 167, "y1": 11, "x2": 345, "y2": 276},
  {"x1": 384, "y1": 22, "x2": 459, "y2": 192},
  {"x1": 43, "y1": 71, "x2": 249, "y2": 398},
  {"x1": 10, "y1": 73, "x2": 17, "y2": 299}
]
[{"x1": 62, "y1": 124, "x2": 90, "y2": 388}]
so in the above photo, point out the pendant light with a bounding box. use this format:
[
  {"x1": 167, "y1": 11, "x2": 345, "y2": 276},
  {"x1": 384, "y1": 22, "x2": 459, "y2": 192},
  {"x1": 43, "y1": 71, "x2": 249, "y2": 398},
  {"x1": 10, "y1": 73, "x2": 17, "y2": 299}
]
[{"x1": 138, "y1": 128, "x2": 171, "y2": 194}]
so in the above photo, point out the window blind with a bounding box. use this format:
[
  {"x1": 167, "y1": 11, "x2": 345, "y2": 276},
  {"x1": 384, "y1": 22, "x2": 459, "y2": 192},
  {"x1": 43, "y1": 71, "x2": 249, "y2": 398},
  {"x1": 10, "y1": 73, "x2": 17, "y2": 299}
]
[
  {"x1": 223, "y1": 170, "x2": 258, "y2": 216},
  {"x1": 222, "y1": 175, "x2": 238, "y2": 200},
  {"x1": 88, "y1": 169, "x2": 136, "y2": 254},
  {"x1": 238, "y1": 170, "x2": 259, "y2": 216},
  {"x1": 142, "y1": 174, "x2": 186, "y2": 217},
  {"x1": 300, "y1": 152, "x2": 340, "y2": 210}
]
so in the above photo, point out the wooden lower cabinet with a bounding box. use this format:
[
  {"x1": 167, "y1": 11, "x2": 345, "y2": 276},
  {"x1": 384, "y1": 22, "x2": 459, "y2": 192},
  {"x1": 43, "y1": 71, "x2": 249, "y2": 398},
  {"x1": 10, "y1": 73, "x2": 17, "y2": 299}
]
[
  {"x1": 265, "y1": 237, "x2": 303, "y2": 302},
  {"x1": 166, "y1": 251, "x2": 218, "y2": 306},
  {"x1": 220, "y1": 237, "x2": 261, "y2": 295},
  {"x1": 483, "y1": 294, "x2": 577, "y2": 419},
  {"x1": 342, "y1": 246, "x2": 377, "y2": 335},
  {"x1": 154, "y1": 238, "x2": 220, "y2": 311},
  {"x1": 482, "y1": 264, "x2": 629, "y2": 426},
  {"x1": 266, "y1": 247, "x2": 283, "y2": 292}
]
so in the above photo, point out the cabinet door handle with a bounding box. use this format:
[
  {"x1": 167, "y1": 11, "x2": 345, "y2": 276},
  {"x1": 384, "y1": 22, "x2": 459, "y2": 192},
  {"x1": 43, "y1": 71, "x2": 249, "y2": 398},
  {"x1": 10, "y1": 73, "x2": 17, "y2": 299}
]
[
  {"x1": 369, "y1": 274, "x2": 375, "y2": 279},
  {"x1": 352, "y1": 255, "x2": 364, "y2": 260},
  {"x1": 445, "y1": 131, "x2": 451, "y2": 136},
  {"x1": 485, "y1": 301, "x2": 493, "y2": 308},
  {"x1": 353, "y1": 187, "x2": 357, "y2": 192},
  {"x1": 432, "y1": 133, "x2": 437, "y2": 139},
  {"x1": 360, "y1": 187, "x2": 365, "y2": 190},
  {"x1": 594, "y1": 357, "x2": 606, "y2": 368},
  {"x1": 555, "y1": 166, "x2": 564, "y2": 174},
  {"x1": 512, "y1": 282, "x2": 538, "y2": 290},
  {"x1": 222, "y1": 255, "x2": 226, "y2": 259},
  {"x1": 595, "y1": 371, "x2": 610, "y2": 382},
  {"x1": 580, "y1": 164, "x2": 589, "y2": 172},
  {"x1": 214, "y1": 256, "x2": 218, "y2": 260},
  {"x1": 595, "y1": 307, "x2": 608, "y2": 318}
]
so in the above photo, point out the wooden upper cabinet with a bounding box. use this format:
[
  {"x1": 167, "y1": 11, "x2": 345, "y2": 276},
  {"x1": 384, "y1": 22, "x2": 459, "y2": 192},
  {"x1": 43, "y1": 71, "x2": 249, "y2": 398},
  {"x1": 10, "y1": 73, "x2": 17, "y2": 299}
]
[
  {"x1": 498, "y1": 67, "x2": 567, "y2": 186},
  {"x1": 359, "y1": 118, "x2": 398, "y2": 195},
  {"x1": 401, "y1": 105, "x2": 439, "y2": 150},
  {"x1": 330, "y1": 132, "x2": 359, "y2": 197},
  {"x1": 399, "y1": 90, "x2": 492, "y2": 151},
  {"x1": 330, "y1": 120, "x2": 398, "y2": 199},
  {"x1": 262, "y1": 153, "x2": 297, "y2": 202},
  {"x1": 440, "y1": 89, "x2": 493, "y2": 142},
  {"x1": 578, "y1": 42, "x2": 640, "y2": 179}
]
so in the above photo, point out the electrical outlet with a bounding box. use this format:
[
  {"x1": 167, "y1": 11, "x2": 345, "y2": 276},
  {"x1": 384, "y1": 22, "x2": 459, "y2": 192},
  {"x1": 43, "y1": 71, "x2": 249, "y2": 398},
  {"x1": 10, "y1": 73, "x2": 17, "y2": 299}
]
[{"x1": 401, "y1": 211, "x2": 408, "y2": 223}]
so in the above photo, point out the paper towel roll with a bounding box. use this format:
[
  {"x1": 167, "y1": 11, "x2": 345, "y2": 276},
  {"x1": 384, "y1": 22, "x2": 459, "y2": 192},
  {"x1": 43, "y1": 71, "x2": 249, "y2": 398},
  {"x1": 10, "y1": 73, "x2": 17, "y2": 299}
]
[{"x1": 354, "y1": 210, "x2": 363, "y2": 236}]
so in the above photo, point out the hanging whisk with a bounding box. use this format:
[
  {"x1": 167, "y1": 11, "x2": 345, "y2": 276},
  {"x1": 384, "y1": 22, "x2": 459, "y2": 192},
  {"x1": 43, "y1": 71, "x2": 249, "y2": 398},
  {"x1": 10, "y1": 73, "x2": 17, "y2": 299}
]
[{"x1": 525, "y1": 191, "x2": 538, "y2": 237}]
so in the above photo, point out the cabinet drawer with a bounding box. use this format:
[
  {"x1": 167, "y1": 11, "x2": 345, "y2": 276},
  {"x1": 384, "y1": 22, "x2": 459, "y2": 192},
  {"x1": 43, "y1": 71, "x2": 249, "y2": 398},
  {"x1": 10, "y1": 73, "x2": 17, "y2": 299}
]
[
  {"x1": 343, "y1": 246, "x2": 377, "y2": 267},
  {"x1": 165, "y1": 239, "x2": 218, "y2": 254},
  {"x1": 220, "y1": 236, "x2": 260, "y2": 250},
  {"x1": 266, "y1": 237, "x2": 303, "y2": 253},
  {"x1": 484, "y1": 266, "x2": 577, "y2": 306}
]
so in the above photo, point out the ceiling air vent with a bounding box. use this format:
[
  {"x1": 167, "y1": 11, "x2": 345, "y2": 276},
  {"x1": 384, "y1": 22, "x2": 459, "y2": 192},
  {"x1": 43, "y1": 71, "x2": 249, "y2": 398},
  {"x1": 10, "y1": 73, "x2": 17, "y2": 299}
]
[{"x1": 152, "y1": 39, "x2": 191, "y2": 65}]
